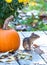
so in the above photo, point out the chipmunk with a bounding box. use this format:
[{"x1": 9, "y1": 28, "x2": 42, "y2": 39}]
[{"x1": 23, "y1": 33, "x2": 40, "y2": 51}]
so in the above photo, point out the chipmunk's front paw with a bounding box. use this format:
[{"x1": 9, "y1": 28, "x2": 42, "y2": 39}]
[{"x1": 33, "y1": 44, "x2": 39, "y2": 48}]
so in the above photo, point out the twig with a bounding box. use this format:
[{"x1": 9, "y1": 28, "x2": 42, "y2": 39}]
[
  {"x1": 15, "y1": 55, "x2": 21, "y2": 65},
  {"x1": 21, "y1": 32, "x2": 26, "y2": 38},
  {"x1": 43, "y1": 31, "x2": 47, "y2": 35},
  {"x1": 39, "y1": 54, "x2": 47, "y2": 64},
  {"x1": 16, "y1": 57, "x2": 21, "y2": 65}
]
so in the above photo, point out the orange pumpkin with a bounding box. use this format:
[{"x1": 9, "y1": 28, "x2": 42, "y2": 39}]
[{"x1": 0, "y1": 29, "x2": 20, "y2": 52}]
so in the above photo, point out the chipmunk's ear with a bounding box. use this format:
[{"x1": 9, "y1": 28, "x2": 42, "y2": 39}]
[
  {"x1": 32, "y1": 33, "x2": 34, "y2": 35},
  {"x1": 30, "y1": 33, "x2": 34, "y2": 37},
  {"x1": 32, "y1": 33, "x2": 34, "y2": 34}
]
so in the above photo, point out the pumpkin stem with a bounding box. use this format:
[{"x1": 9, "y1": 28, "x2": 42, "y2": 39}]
[{"x1": 3, "y1": 15, "x2": 14, "y2": 30}]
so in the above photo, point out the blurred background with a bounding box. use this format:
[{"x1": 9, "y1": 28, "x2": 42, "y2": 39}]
[{"x1": 0, "y1": 0, "x2": 47, "y2": 31}]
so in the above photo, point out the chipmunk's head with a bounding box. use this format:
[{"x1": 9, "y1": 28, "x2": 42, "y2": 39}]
[{"x1": 30, "y1": 33, "x2": 40, "y2": 41}]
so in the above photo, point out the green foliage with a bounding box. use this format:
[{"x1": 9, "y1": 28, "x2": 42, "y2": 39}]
[
  {"x1": 0, "y1": 0, "x2": 23, "y2": 27},
  {"x1": 23, "y1": 0, "x2": 47, "y2": 12},
  {"x1": 21, "y1": 0, "x2": 47, "y2": 31}
]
